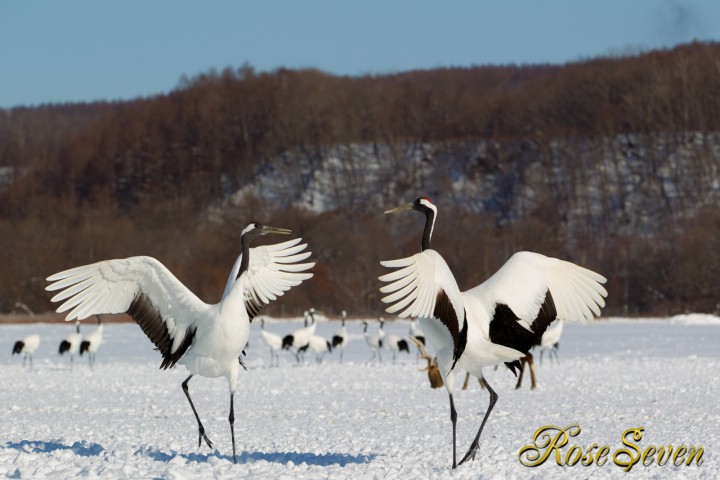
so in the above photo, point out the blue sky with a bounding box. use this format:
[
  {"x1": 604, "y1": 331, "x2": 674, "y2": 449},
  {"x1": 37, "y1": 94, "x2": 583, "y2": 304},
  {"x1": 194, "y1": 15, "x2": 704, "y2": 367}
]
[{"x1": 1, "y1": 0, "x2": 719, "y2": 108}]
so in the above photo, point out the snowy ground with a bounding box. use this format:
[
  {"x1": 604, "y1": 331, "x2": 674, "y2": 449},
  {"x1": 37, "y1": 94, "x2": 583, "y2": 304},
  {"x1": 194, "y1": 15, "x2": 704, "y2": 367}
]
[{"x1": 1, "y1": 315, "x2": 718, "y2": 479}]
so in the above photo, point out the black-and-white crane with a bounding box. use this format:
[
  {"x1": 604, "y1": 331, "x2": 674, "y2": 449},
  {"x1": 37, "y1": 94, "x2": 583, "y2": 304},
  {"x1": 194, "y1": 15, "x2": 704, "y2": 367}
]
[
  {"x1": 308, "y1": 333, "x2": 332, "y2": 363},
  {"x1": 409, "y1": 319, "x2": 425, "y2": 346},
  {"x1": 379, "y1": 197, "x2": 607, "y2": 468},
  {"x1": 58, "y1": 321, "x2": 82, "y2": 365},
  {"x1": 46, "y1": 223, "x2": 314, "y2": 464},
  {"x1": 331, "y1": 310, "x2": 349, "y2": 363},
  {"x1": 12, "y1": 334, "x2": 40, "y2": 367},
  {"x1": 259, "y1": 317, "x2": 283, "y2": 367},
  {"x1": 79, "y1": 315, "x2": 104, "y2": 366},
  {"x1": 515, "y1": 319, "x2": 565, "y2": 390},
  {"x1": 282, "y1": 309, "x2": 316, "y2": 362},
  {"x1": 538, "y1": 319, "x2": 563, "y2": 364},
  {"x1": 362, "y1": 319, "x2": 383, "y2": 364},
  {"x1": 380, "y1": 318, "x2": 410, "y2": 364}
]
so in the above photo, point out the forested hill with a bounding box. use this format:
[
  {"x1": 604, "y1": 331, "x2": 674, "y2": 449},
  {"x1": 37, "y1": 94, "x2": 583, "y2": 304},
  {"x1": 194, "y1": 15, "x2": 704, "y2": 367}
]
[{"x1": 1, "y1": 42, "x2": 719, "y2": 317}]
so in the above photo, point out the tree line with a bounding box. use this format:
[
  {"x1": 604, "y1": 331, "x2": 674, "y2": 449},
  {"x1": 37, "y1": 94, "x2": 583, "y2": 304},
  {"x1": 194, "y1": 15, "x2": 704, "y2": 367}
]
[{"x1": 1, "y1": 41, "x2": 719, "y2": 317}]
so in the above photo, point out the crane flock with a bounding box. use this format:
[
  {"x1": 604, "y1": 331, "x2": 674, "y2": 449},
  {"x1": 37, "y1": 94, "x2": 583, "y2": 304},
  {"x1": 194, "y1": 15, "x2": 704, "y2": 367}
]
[{"x1": 25, "y1": 197, "x2": 608, "y2": 470}]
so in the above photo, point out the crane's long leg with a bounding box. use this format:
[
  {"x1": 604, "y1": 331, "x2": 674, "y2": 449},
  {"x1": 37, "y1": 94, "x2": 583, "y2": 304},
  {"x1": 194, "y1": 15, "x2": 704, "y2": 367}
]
[
  {"x1": 229, "y1": 392, "x2": 237, "y2": 464},
  {"x1": 182, "y1": 375, "x2": 213, "y2": 449},
  {"x1": 449, "y1": 393, "x2": 458, "y2": 469},
  {"x1": 458, "y1": 377, "x2": 498, "y2": 466},
  {"x1": 527, "y1": 353, "x2": 537, "y2": 390}
]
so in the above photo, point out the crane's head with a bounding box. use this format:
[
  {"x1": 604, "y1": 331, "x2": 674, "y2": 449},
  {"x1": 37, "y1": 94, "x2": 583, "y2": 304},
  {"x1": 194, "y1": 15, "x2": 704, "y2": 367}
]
[
  {"x1": 241, "y1": 222, "x2": 292, "y2": 243},
  {"x1": 384, "y1": 197, "x2": 436, "y2": 216},
  {"x1": 384, "y1": 197, "x2": 437, "y2": 251}
]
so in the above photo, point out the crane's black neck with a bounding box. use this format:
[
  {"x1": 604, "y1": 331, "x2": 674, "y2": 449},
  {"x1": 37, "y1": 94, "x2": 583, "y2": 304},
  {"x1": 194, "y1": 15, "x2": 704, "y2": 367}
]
[
  {"x1": 238, "y1": 234, "x2": 252, "y2": 279},
  {"x1": 421, "y1": 207, "x2": 436, "y2": 251}
]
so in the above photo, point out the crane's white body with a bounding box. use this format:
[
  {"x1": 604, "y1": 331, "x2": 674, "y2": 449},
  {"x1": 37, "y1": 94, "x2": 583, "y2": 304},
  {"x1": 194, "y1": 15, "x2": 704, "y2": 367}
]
[
  {"x1": 332, "y1": 311, "x2": 349, "y2": 363},
  {"x1": 18, "y1": 334, "x2": 40, "y2": 354},
  {"x1": 82, "y1": 324, "x2": 104, "y2": 354},
  {"x1": 48, "y1": 239, "x2": 311, "y2": 386},
  {"x1": 363, "y1": 320, "x2": 383, "y2": 363},
  {"x1": 283, "y1": 316, "x2": 317, "y2": 357},
  {"x1": 540, "y1": 319, "x2": 564, "y2": 348},
  {"x1": 307, "y1": 334, "x2": 332, "y2": 363},
  {"x1": 379, "y1": 196, "x2": 608, "y2": 468},
  {"x1": 46, "y1": 232, "x2": 314, "y2": 462},
  {"x1": 409, "y1": 319, "x2": 424, "y2": 343},
  {"x1": 59, "y1": 323, "x2": 82, "y2": 364},
  {"x1": 13, "y1": 334, "x2": 40, "y2": 366},
  {"x1": 80, "y1": 320, "x2": 104, "y2": 366},
  {"x1": 383, "y1": 250, "x2": 606, "y2": 390},
  {"x1": 537, "y1": 319, "x2": 564, "y2": 364},
  {"x1": 259, "y1": 318, "x2": 283, "y2": 366}
]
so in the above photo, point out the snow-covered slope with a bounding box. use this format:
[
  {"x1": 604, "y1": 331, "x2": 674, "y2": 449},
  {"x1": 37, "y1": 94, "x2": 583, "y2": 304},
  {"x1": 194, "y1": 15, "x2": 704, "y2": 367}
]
[
  {"x1": 224, "y1": 135, "x2": 720, "y2": 235},
  {"x1": 0, "y1": 318, "x2": 717, "y2": 479}
]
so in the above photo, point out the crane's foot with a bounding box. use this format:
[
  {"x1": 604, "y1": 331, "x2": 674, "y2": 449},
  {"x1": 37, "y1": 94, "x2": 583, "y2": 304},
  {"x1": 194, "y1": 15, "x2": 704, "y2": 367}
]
[
  {"x1": 458, "y1": 442, "x2": 479, "y2": 466},
  {"x1": 198, "y1": 427, "x2": 213, "y2": 449}
]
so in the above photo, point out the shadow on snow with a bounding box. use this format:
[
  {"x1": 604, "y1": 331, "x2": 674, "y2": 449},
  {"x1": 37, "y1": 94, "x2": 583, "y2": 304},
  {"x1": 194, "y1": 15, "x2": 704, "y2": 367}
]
[
  {"x1": 4, "y1": 440, "x2": 104, "y2": 456},
  {"x1": 140, "y1": 447, "x2": 377, "y2": 466}
]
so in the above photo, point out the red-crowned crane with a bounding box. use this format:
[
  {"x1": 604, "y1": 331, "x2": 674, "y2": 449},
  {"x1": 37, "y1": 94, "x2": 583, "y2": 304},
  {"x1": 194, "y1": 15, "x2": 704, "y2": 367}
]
[
  {"x1": 282, "y1": 309, "x2": 316, "y2": 363},
  {"x1": 381, "y1": 319, "x2": 410, "y2": 364},
  {"x1": 362, "y1": 319, "x2": 383, "y2": 364},
  {"x1": 58, "y1": 321, "x2": 82, "y2": 366},
  {"x1": 379, "y1": 197, "x2": 607, "y2": 468},
  {"x1": 258, "y1": 317, "x2": 283, "y2": 367},
  {"x1": 13, "y1": 334, "x2": 40, "y2": 367},
  {"x1": 46, "y1": 222, "x2": 314, "y2": 464},
  {"x1": 79, "y1": 315, "x2": 104, "y2": 366},
  {"x1": 331, "y1": 310, "x2": 349, "y2": 363},
  {"x1": 515, "y1": 319, "x2": 565, "y2": 390}
]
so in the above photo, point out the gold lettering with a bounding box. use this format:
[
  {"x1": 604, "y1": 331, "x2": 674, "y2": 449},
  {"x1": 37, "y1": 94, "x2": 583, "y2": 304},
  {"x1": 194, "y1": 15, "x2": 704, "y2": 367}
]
[
  {"x1": 566, "y1": 445, "x2": 582, "y2": 466},
  {"x1": 641, "y1": 445, "x2": 656, "y2": 466},
  {"x1": 518, "y1": 424, "x2": 579, "y2": 467},
  {"x1": 673, "y1": 446, "x2": 687, "y2": 466},
  {"x1": 656, "y1": 445, "x2": 672, "y2": 466},
  {"x1": 613, "y1": 427, "x2": 644, "y2": 472},
  {"x1": 581, "y1": 444, "x2": 598, "y2": 466},
  {"x1": 596, "y1": 445, "x2": 610, "y2": 466},
  {"x1": 685, "y1": 446, "x2": 704, "y2": 466},
  {"x1": 517, "y1": 425, "x2": 704, "y2": 470}
]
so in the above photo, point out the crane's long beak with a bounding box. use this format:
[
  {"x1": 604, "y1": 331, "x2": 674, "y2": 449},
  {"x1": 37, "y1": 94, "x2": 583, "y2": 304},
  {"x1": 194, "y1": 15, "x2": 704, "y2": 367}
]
[
  {"x1": 261, "y1": 226, "x2": 292, "y2": 235},
  {"x1": 384, "y1": 202, "x2": 414, "y2": 215}
]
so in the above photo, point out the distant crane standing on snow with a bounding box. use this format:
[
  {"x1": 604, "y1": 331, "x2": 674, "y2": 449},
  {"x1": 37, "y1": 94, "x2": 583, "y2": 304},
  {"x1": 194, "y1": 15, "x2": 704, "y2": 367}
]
[
  {"x1": 515, "y1": 320, "x2": 565, "y2": 390},
  {"x1": 380, "y1": 318, "x2": 410, "y2": 364},
  {"x1": 331, "y1": 310, "x2": 349, "y2": 363},
  {"x1": 308, "y1": 333, "x2": 333, "y2": 363},
  {"x1": 259, "y1": 317, "x2": 283, "y2": 367},
  {"x1": 58, "y1": 321, "x2": 82, "y2": 365},
  {"x1": 12, "y1": 334, "x2": 40, "y2": 367},
  {"x1": 80, "y1": 315, "x2": 104, "y2": 366},
  {"x1": 46, "y1": 222, "x2": 314, "y2": 464},
  {"x1": 362, "y1": 319, "x2": 383, "y2": 364},
  {"x1": 409, "y1": 319, "x2": 425, "y2": 345},
  {"x1": 282, "y1": 309, "x2": 316, "y2": 362},
  {"x1": 379, "y1": 197, "x2": 607, "y2": 468},
  {"x1": 538, "y1": 319, "x2": 563, "y2": 365}
]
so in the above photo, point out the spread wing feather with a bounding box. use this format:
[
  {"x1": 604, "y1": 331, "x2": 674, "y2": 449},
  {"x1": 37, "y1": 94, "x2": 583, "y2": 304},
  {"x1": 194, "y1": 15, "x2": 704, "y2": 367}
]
[
  {"x1": 46, "y1": 256, "x2": 208, "y2": 364},
  {"x1": 379, "y1": 250, "x2": 465, "y2": 351},
  {"x1": 464, "y1": 251, "x2": 607, "y2": 325},
  {"x1": 239, "y1": 238, "x2": 315, "y2": 321}
]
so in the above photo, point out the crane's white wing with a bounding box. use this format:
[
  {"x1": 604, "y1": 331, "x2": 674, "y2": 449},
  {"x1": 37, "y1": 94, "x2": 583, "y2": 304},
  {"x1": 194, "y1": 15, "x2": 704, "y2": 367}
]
[
  {"x1": 46, "y1": 256, "x2": 209, "y2": 368},
  {"x1": 465, "y1": 251, "x2": 607, "y2": 326},
  {"x1": 379, "y1": 249, "x2": 466, "y2": 363},
  {"x1": 237, "y1": 238, "x2": 315, "y2": 320}
]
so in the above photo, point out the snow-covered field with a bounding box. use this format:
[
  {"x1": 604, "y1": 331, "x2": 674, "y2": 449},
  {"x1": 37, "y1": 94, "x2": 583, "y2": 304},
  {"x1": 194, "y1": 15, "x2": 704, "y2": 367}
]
[{"x1": 1, "y1": 316, "x2": 718, "y2": 479}]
